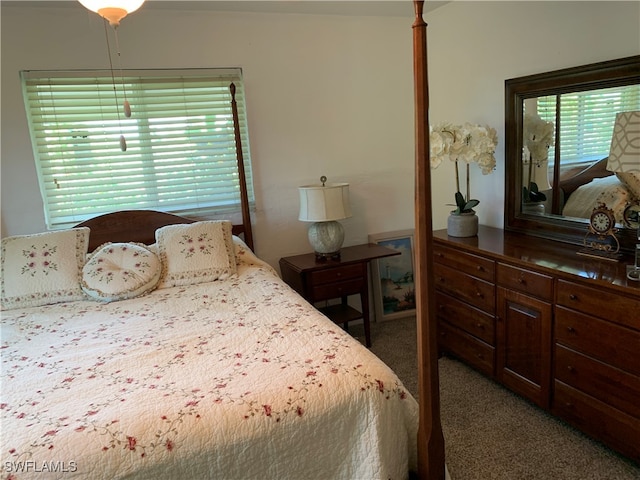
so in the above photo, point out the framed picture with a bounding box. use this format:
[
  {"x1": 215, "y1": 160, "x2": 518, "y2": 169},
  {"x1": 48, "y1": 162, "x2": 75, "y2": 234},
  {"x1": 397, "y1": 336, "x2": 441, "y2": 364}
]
[{"x1": 368, "y1": 229, "x2": 416, "y2": 321}]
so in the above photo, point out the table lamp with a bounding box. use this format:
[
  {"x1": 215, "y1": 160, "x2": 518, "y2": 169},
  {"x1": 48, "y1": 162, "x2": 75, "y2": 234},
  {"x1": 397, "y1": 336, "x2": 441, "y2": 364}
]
[
  {"x1": 298, "y1": 176, "x2": 351, "y2": 260},
  {"x1": 607, "y1": 110, "x2": 640, "y2": 281}
]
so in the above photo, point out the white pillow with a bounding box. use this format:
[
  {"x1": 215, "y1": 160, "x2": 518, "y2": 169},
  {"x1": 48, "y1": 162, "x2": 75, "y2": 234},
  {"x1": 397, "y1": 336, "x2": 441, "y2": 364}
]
[
  {"x1": 155, "y1": 221, "x2": 237, "y2": 288},
  {"x1": 82, "y1": 242, "x2": 161, "y2": 302},
  {"x1": 616, "y1": 172, "x2": 640, "y2": 199},
  {"x1": 1, "y1": 227, "x2": 89, "y2": 310}
]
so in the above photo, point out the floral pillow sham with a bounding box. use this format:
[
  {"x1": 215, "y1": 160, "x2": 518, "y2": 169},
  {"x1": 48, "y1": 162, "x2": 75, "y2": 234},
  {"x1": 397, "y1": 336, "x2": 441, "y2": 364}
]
[
  {"x1": 82, "y1": 242, "x2": 162, "y2": 302},
  {"x1": 155, "y1": 220, "x2": 237, "y2": 289},
  {"x1": 1, "y1": 227, "x2": 89, "y2": 309}
]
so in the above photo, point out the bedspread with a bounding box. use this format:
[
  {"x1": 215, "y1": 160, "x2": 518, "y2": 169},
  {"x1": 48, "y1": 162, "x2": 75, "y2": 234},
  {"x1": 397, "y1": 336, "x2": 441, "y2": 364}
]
[{"x1": 1, "y1": 250, "x2": 418, "y2": 480}]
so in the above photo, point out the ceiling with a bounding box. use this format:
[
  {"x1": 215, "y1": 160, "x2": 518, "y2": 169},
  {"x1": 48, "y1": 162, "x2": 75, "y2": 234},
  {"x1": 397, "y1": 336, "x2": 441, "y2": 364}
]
[{"x1": 6, "y1": 1, "x2": 449, "y2": 17}]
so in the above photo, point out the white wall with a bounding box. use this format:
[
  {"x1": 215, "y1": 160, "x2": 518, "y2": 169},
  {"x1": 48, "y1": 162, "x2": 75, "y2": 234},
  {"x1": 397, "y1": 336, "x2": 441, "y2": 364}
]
[{"x1": 2, "y1": 1, "x2": 639, "y2": 269}]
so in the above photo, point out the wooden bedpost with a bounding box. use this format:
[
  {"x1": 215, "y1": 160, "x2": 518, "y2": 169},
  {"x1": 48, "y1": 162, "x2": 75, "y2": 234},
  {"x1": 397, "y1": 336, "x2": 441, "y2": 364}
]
[
  {"x1": 412, "y1": 1, "x2": 446, "y2": 478},
  {"x1": 230, "y1": 83, "x2": 255, "y2": 251}
]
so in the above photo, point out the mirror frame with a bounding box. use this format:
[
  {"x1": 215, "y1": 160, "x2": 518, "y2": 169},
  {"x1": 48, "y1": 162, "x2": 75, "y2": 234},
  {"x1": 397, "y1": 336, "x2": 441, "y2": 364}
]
[{"x1": 505, "y1": 55, "x2": 640, "y2": 254}]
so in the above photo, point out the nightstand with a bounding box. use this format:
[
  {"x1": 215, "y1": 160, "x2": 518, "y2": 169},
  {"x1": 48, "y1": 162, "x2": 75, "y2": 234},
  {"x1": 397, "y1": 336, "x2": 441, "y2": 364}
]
[{"x1": 279, "y1": 244, "x2": 400, "y2": 347}]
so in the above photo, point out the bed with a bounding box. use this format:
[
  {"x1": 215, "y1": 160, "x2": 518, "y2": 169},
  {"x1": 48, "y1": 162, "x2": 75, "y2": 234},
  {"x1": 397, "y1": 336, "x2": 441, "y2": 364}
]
[
  {"x1": 560, "y1": 157, "x2": 640, "y2": 223},
  {"x1": 1, "y1": 215, "x2": 418, "y2": 479},
  {"x1": 2, "y1": 2, "x2": 445, "y2": 479}
]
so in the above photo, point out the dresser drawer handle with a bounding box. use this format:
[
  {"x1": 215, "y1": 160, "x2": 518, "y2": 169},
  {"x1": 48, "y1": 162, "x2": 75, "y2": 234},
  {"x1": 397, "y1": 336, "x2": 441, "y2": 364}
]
[
  {"x1": 336, "y1": 272, "x2": 342, "y2": 278},
  {"x1": 569, "y1": 294, "x2": 578, "y2": 301},
  {"x1": 567, "y1": 365, "x2": 575, "y2": 372},
  {"x1": 475, "y1": 323, "x2": 484, "y2": 329},
  {"x1": 564, "y1": 402, "x2": 574, "y2": 409},
  {"x1": 475, "y1": 291, "x2": 484, "y2": 298},
  {"x1": 517, "y1": 275, "x2": 526, "y2": 285},
  {"x1": 476, "y1": 266, "x2": 485, "y2": 272},
  {"x1": 566, "y1": 326, "x2": 575, "y2": 333},
  {"x1": 476, "y1": 353, "x2": 484, "y2": 360}
]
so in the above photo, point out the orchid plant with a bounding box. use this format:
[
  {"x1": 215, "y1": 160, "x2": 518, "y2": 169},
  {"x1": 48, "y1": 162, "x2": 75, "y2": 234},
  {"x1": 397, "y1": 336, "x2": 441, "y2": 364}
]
[
  {"x1": 430, "y1": 122, "x2": 498, "y2": 214},
  {"x1": 523, "y1": 112, "x2": 554, "y2": 203}
]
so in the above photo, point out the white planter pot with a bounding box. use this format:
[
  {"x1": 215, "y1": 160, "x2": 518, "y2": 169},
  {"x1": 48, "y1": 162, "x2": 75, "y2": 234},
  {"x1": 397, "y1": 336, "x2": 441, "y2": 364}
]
[{"x1": 447, "y1": 211, "x2": 478, "y2": 238}]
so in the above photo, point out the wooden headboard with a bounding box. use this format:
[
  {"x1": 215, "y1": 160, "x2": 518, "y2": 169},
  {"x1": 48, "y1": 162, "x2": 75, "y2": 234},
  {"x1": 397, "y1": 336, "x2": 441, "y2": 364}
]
[
  {"x1": 76, "y1": 210, "x2": 251, "y2": 253},
  {"x1": 75, "y1": 84, "x2": 254, "y2": 253}
]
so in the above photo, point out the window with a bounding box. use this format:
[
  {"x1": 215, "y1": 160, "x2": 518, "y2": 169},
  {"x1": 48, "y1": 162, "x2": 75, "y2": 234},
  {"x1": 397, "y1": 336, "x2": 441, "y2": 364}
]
[
  {"x1": 535, "y1": 84, "x2": 640, "y2": 167},
  {"x1": 21, "y1": 68, "x2": 254, "y2": 229}
]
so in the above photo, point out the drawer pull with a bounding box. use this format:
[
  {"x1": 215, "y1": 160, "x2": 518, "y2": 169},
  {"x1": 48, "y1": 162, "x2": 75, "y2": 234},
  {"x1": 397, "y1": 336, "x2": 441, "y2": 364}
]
[
  {"x1": 569, "y1": 294, "x2": 578, "y2": 301},
  {"x1": 566, "y1": 326, "x2": 575, "y2": 333},
  {"x1": 475, "y1": 291, "x2": 484, "y2": 298},
  {"x1": 476, "y1": 353, "x2": 484, "y2": 360},
  {"x1": 475, "y1": 323, "x2": 484, "y2": 329},
  {"x1": 517, "y1": 275, "x2": 526, "y2": 285},
  {"x1": 564, "y1": 402, "x2": 574, "y2": 409},
  {"x1": 567, "y1": 365, "x2": 575, "y2": 372},
  {"x1": 476, "y1": 266, "x2": 485, "y2": 272}
]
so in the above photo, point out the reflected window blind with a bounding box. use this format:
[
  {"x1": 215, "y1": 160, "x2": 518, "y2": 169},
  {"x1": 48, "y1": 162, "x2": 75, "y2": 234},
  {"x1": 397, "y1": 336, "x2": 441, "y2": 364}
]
[
  {"x1": 21, "y1": 68, "x2": 254, "y2": 229},
  {"x1": 537, "y1": 84, "x2": 640, "y2": 166}
]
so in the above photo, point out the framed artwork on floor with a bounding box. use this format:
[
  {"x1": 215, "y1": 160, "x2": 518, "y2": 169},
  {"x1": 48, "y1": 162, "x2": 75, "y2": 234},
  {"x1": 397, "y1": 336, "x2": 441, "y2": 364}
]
[{"x1": 368, "y1": 229, "x2": 416, "y2": 321}]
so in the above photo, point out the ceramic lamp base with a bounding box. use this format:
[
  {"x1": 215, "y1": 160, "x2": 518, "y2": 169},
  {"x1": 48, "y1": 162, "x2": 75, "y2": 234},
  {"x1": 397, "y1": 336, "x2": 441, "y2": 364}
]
[{"x1": 308, "y1": 221, "x2": 344, "y2": 258}]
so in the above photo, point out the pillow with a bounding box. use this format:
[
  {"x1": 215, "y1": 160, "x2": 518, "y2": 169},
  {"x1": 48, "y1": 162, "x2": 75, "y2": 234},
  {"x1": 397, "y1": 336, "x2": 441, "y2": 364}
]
[
  {"x1": 616, "y1": 172, "x2": 640, "y2": 199},
  {"x1": 155, "y1": 221, "x2": 237, "y2": 288},
  {"x1": 1, "y1": 227, "x2": 89, "y2": 310},
  {"x1": 82, "y1": 242, "x2": 161, "y2": 302}
]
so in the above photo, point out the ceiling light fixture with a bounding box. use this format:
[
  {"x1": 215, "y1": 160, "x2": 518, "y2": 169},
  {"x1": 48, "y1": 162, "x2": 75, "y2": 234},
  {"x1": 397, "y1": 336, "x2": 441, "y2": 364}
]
[{"x1": 78, "y1": 0, "x2": 145, "y2": 27}]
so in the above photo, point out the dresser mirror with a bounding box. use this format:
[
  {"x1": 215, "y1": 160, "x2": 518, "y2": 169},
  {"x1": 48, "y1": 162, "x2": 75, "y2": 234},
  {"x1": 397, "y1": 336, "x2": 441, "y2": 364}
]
[{"x1": 505, "y1": 55, "x2": 640, "y2": 254}]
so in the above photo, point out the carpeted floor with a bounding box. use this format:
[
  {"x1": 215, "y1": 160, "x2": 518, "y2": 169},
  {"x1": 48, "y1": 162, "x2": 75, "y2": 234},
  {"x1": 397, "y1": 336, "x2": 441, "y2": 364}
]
[{"x1": 349, "y1": 316, "x2": 640, "y2": 480}]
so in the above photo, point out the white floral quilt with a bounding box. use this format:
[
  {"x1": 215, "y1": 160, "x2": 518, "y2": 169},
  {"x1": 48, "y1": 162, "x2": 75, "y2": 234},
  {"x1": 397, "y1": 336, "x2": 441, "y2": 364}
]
[{"x1": 1, "y1": 247, "x2": 418, "y2": 479}]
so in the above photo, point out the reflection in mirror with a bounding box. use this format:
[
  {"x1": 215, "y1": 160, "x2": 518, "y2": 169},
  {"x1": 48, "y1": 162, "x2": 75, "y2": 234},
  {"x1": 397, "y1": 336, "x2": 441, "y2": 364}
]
[
  {"x1": 505, "y1": 55, "x2": 640, "y2": 254},
  {"x1": 521, "y1": 84, "x2": 639, "y2": 222}
]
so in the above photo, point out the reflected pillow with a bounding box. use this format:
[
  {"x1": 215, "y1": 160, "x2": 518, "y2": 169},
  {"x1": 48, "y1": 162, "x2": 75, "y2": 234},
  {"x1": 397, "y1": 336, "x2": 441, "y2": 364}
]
[
  {"x1": 616, "y1": 172, "x2": 640, "y2": 199},
  {"x1": 155, "y1": 220, "x2": 237, "y2": 288},
  {"x1": 1, "y1": 227, "x2": 89, "y2": 309},
  {"x1": 82, "y1": 242, "x2": 161, "y2": 302}
]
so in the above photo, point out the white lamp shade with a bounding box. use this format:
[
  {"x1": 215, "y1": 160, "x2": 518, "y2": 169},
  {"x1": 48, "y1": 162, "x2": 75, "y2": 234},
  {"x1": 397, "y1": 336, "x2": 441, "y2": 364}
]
[
  {"x1": 607, "y1": 111, "x2": 640, "y2": 173},
  {"x1": 298, "y1": 183, "x2": 351, "y2": 222},
  {"x1": 78, "y1": 0, "x2": 145, "y2": 25}
]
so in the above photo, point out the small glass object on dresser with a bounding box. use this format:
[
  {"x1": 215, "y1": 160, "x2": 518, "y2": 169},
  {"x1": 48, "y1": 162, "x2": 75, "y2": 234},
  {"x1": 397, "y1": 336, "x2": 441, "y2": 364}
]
[{"x1": 624, "y1": 204, "x2": 640, "y2": 281}]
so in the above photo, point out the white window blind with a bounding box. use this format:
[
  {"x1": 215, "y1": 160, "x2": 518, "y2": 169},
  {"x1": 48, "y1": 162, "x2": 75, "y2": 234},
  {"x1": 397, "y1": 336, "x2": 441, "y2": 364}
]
[
  {"x1": 536, "y1": 84, "x2": 640, "y2": 166},
  {"x1": 21, "y1": 68, "x2": 254, "y2": 229}
]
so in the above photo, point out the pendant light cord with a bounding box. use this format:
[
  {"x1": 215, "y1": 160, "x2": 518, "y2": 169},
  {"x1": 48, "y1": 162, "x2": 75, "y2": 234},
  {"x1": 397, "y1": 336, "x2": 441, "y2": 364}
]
[{"x1": 103, "y1": 18, "x2": 127, "y2": 151}]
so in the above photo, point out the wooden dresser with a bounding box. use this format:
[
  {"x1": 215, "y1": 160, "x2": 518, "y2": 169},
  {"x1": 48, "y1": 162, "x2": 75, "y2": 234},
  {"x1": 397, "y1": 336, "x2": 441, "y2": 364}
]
[{"x1": 434, "y1": 226, "x2": 640, "y2": 462}]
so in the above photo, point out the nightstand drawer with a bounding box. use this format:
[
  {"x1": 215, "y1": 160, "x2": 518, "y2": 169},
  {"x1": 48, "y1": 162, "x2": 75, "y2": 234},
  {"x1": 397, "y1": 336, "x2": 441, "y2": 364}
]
[
  {"x1": 309, "y1": 264, "x2": 364, "y2": 285},
  {"x1": 497, "y1": 263, "x2": 552, "y2": 301},
  {"x1": 311, "y1": 278, "x2": 364, "y2": 301}
]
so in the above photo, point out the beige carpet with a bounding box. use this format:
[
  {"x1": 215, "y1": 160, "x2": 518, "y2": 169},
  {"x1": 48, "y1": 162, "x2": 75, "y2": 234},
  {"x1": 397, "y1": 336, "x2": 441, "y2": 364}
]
[{"x1": 349, "y1": 316, "x2": 640, "y2": 479}]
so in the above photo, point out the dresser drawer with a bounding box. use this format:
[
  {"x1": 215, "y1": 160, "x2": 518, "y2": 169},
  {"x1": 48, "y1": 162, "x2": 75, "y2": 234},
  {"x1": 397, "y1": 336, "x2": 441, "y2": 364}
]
[
  {"x1": 553, "y1": 381, "x2": 640, "y2": 463},
  {"x1": 311, "y1": 278, "x2": 364, "y2": 302},
  {"x1": 555, "y1": 306, "x2": 640, "y2": 376},
  {"x1": 497, "y1": 263, "x2": 552, "y2": 301},
  {"x1": 309, "y1": 264, "x2": 364, "y2": 285},
  {"x1": 436, "y1": 291, "x2": 495, "y2": 345},
  {"x1": 556, "y1": 279, "x2": 640, "y2": 330},
  {"x1": 438, "y1": 320, "x2": 495, "y2": 378},
  {"x1": 434, "y1": 263, "x2": 495, "y2": 313},
  {"x1": 433, "y1": 243, "x2": 495, "y2": 282},
  {"x1": 555, "y1": 345, "x2": 640, "y2": 419}
]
